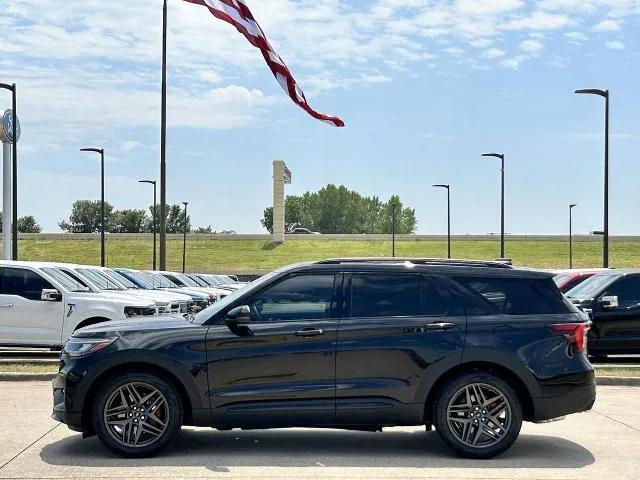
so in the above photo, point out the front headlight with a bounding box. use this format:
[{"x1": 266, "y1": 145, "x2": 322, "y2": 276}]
[
  {"x1": 63, "y1": 337, "x2": 117, "y2": 357},
  {"x1": 124, "y1": 306, "x2": 156, "y2": 317}
]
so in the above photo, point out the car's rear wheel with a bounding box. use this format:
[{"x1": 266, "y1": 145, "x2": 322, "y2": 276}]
[
  {"x1": 92, "y1": 372, "x2": 182, "y2": 457},
  {"x1": 433, "y1": 372, "x2": 522, "y2": 459}
]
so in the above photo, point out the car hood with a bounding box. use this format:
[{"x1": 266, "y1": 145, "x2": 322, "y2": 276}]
[
  {"x1": 73, "y1": 315, "x2": 192, "y2": 337},
  {"x1": 125, "y1": 289, "x2": 191, "y2": 303},
  {"x1": 66, "y1": 291, "x2": 154, "y2": 307}
]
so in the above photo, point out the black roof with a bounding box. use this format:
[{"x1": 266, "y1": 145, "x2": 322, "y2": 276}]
[{"x1": 282, "y1": 258, "x2": 553, "y2": 278}]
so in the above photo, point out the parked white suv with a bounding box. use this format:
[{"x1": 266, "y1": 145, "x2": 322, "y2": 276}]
[
  {"x1": 0, "y1": 261, "x2": 157, "y2": 347},
  {"x1": 51, "y1": 264, "x2": 192, "y2": 315}
]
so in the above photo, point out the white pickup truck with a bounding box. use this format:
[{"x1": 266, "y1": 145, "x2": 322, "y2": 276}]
[{"x1": 0, "y1": 261, "x2": 158, "y2": 347}]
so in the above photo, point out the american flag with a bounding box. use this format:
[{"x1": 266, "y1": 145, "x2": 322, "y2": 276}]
[{"x1": 184, "y1": 0, "x2": 345, "y2": 127}]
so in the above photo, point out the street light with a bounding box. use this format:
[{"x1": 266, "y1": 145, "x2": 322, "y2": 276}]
[
  {"x1": 139, "y1": 180, "x2": 157, "y2": 270},
  {"x1": 0, "y1": 82, "x2": 18, "y2": 260},
  {"x1": 80, "y1": 147, "x2": 106, "y2": 267},
  {"x1": 575, "y1": 88, "x2": 609, "y2": 267},
  {"x1": 569, "y1": 203, "x2": 577, "y2": 269},
  {"x1": 391, "y1": 202, "x2": 396, "y2": 258},
  {"x1": 182, "y1": 201, "x2": 188, "y2": 273},
  {"x1": 433, "y1": 184, "x2": 451, "y2": 259},
  {"x1": 481, "y1": 152, "x2": 505, "y2": 258}
]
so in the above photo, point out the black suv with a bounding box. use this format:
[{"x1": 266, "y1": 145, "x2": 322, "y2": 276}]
[
  {"x1": 52, "y1": 258, "x2": 595, "y2": 459},
  {"x1": 565, "y1": 269, "x2": 640, "y2": 357}
]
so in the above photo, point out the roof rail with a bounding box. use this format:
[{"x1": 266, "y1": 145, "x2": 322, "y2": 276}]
[{"x1": 315, "y1": 257, "x2": 513, "y2": 269}]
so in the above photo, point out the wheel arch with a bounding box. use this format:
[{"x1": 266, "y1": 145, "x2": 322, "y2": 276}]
[
  {"x1": 74, "y1": 317, "x2": 111, "y2": 332},
  {"x1": 80, "y1": 360, "x2": 198, "y2": 435},
  {"x1": 423, "y1": 361, "x2": 535, "y2": 423}
]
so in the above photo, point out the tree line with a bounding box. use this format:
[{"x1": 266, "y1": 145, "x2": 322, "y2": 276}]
[
  {"x1": 58, "y1": 200, "x2": 215, "y2": 234},
  {"x1": 261, "y1": 184, "x2": 417, "y2": 234},
  {"x1": 0, "y1": 213, "x2": 42, "y2": 233}
]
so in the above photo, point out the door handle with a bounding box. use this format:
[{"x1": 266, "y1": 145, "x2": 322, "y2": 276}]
[
  {"x1": 425, "y1": 322, "x2": 455, "y2": 330},
  {"x1": 295, "y1": 328, "x2": 325, "y2": 337},
  {"x1": 0, "y1": 304, "x2": 13, "y2": 308}
]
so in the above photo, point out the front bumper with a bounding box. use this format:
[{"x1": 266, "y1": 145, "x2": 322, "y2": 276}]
[{"x1": 51, "y1": 370, "x2": 84, "y2": 432}]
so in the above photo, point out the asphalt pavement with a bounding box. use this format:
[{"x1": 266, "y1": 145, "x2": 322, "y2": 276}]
[{"x1": 0, "y1": 381, "x2": 639, "y2": 479}]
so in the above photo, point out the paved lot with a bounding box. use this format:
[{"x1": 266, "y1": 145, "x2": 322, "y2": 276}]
[{"x1": 0, "y1": 382, "x2": 638, "y2": 480}]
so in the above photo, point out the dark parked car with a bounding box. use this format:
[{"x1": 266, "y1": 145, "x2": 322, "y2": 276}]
[
  {"x1": 53, "y1": 258, "x2": 594, "y2": 459},
  {"x1": 565, "y1": 269, "x2": 640, "y2": 357}
]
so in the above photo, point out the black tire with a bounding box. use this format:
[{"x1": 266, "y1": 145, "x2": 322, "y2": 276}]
[
  {"x1": 92, "y1": 371, "x2": 183, "y2": 458},
  {"x1": 433, "y1": 372, "x2": 523, "y2": 459}
]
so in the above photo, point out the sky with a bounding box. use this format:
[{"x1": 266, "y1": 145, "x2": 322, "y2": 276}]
[{"x1": 1, "y1": 0, "x2": 639, "y2": 235}]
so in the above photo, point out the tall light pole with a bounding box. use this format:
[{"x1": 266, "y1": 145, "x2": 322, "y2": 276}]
[
  {"x1": 481, "y1": 152, "x2": 505, "y2": 258},
  {"x1": 433, "y1": 184, "x2": 451, "y2": 258},
  {"x1": 80, "y1": 147, "x2": 105, "y2": 267},
  {"x1": 139, "y1": 180, "x2": 157, "y2": 270},
  {"x1": 575, "y1": 88, "x2": 609, "y2": 268},
  {"x1": 182, "y1": 201, "x2": 188, "y2": 273},
  {"x1": 159, "y1": 0, "x2": 168, "y2": 270},
  {"x1": 391, "y1": 202, "x2": 397, "y2": 258},
  {"x1": 0, "y1": 82, "x2": 18, "y2": 260},
  {"x1": 569, "y1": 203, "x2": 577, "y2": 269}
]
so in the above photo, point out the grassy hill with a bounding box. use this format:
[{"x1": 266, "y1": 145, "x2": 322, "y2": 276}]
[{"x1": 7, "y1": 237, "x2": 640, "y2": 273}]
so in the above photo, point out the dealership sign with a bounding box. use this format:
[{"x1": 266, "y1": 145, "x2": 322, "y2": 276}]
[{"x1": 0, "y1": 110, "x2": 20, "y2": 143}]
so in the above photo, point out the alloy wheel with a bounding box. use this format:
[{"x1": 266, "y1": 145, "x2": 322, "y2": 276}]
[
  {"x1": 103, "y1": 382, "x2": 169, "y2": 448},
  {"x1": 446, "y1": 382, "x2": 512, "y2": 448}
]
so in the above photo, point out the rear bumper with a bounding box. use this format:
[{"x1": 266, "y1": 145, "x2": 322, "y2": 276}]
[{"x1": 531, "y1": 379, "x2": 596, "y2": 422}]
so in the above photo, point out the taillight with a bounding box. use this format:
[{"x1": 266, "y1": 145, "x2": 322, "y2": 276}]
[{"x1": 548, "y1": 322, "x2": 591, "y2": 353}]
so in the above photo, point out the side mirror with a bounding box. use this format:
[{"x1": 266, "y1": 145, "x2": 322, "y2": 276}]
[
  {"x1": 226, "y1": 305, "x2": 252, "y2": 327},
  {"x1": 41, "y1": 289, "x2": 62, "y2": 302},
  {"x1": 600, "y1": 295, "x2": 619, "y2": 309}
]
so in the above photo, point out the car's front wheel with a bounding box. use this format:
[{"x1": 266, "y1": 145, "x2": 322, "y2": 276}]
[
  {"x1": 92, "y1": 371, "x2": 183, "y2": 457},
  {"x1": 433, "y1": 372, "x2": 523, "y2": 459}
]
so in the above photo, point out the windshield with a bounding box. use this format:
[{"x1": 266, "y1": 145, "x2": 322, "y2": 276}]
[
  {"x1": 145, "y1": 272, "x2": 178, "y2": 288},
  {"x1": 553, "y1": 274, "x2": 572, "y2": 287},
  {"x1": 77, "y1": 268, "x2": 125, "y2": 291},
  {"x1": 117, "y1": 269, "x2": 154, "y2": 289},
  {"x1": 175, "y1": 273, "x2": 200, "y2": 288},
  {"x1": 194, "y1": 268, "x2": 280, "y2": 324},
  {"x1": 104, "y1": 269, "x2": 138, "y2": 289},
  {"x1": 188, "y1": 275, "x2": 209, "y2": 287},
  {"x1": 42, "y1": 267, "x2": 90, "y2": 292},
  {"x1": 566, "y1": 273, "x2": 619, "y2": 299}
]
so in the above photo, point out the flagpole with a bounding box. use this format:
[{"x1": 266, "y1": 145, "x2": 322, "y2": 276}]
[{"x1": 159, "y1": 0, "x2": 167, "y2": 271}]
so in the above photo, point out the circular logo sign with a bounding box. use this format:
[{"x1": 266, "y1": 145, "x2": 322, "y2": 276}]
[{"x1": 0, "y1": 110, "x2": 20, "y2": 143}]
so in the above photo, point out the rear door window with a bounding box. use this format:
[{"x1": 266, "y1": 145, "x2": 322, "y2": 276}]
[
  {"x1": 454, "y1": 276, "x2": 571, "y2": 315},
  {"x1": 350, "y1": 274, "x2": 447, "y2": 318}
]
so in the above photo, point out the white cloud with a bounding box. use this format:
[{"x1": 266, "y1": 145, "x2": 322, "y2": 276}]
[
  {"x1": 502, "y1": 11, "x2": 571, "y2": 30},
  {"x1": 120, "y1": 141, "x2": 141, "y2": 152},
  {"x1": 455, "y1": 0, "x2": 524, "y2": 15},
  {"x1": 519, "y1": 39, "x2": 544, "y2": 54},
  {"x1": 593, "y1": 19, "x2": 621, "y2": 31},
  {"x1": 500, "y1": 55, "x2": 529, "y2": 70},
  {"x1": 469, "y1": 38, "x2": 494, "y2": 48},
  {"x1": 605, "y1": 40, "x2": 625, "y2": 49},
  {"x1": 482, "y1": 48, "x2": 507, "y2": 58},
  {"x1": 565, "y1": 31, "x2": 588, "y2": 43},
  {"x1": 444, "y1": 47, "x2": 465, "y2": 56}
]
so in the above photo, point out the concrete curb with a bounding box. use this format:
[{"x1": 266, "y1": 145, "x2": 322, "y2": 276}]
[
  {"x1": 1, "y1": 372, "x2": 639, "y2": 386},
  {"x1": 595, "y1": 376, "x2": 640, "y2": 386},
  {"x1": 0, "y1": 372, "x2": 56, "y2": 381}
]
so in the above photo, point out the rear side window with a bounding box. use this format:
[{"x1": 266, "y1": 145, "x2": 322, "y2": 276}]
[
  {"x1": 0, "y1": 267, "x2": 55, "y2": 301},
  {"x1": 454, "y1": 276, "x2": 571, "y2": 315},
  {"x1": 350, "y1": 274, "x2": 447, "y2": 318}
]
